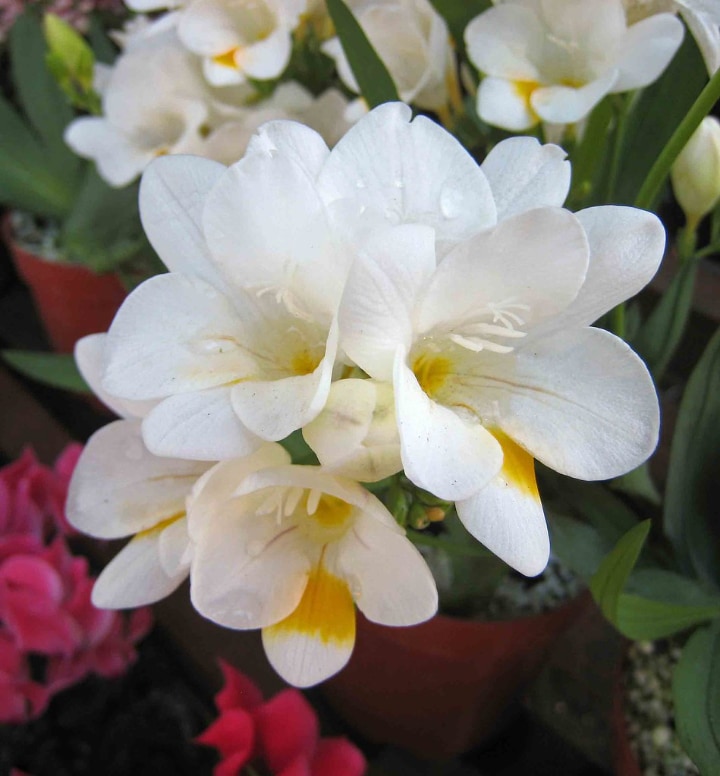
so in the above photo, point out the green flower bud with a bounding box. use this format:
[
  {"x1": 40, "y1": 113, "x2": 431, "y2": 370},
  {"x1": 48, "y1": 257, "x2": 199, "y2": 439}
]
[{"x1": 671, "y1": 116, "x2": 720, "y2": 229}]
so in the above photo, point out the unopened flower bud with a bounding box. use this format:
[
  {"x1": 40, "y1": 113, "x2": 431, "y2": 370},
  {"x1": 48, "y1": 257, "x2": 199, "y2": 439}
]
[
  {"x1": 671, "y1": 116, "x2": 720, "y2": 229},
  {"x1": 409, "y1": 503, "x2": 431, "y2": 530}
]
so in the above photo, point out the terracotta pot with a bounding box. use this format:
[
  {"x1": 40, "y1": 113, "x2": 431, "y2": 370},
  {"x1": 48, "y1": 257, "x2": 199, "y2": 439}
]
[
  {"x1": 612, "y1": 659, "x2": 643, "y2": 776},
  {"x1": 322, "y1": 593, "x2": 589, "y2": 760},
  {"x1": 4, "y1": 216, "x2": 127, "y2": 353}
]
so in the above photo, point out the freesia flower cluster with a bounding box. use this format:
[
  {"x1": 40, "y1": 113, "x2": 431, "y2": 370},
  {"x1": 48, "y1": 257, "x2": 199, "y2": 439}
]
[
  {"x1": 68, "y1": 101, "x2": 664, "y2": 687},
  {"x1": 0, "y1": 447, "x2": 152, "y2": 724},
  {"x1": 197, "y1": 660, "x2": 365, "y2": 776}
]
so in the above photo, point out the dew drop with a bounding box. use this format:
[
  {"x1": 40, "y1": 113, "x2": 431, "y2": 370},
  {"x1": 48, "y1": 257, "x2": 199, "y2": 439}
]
[
  {"x1": 439, "y1": 186, "x2": 463, "y2": 219},
  {"x1": 247, "y1": 540, "x2": 264, "y2": 558},
  {"x1": 194, "y1": 337, "x2": 238, "y2": 355},
  {"x1": 393, "y1": 178, "x2": 404, "y2": 189},
  {"x1": 355, "y1": 179, "x2": 366, "y2": 189}
]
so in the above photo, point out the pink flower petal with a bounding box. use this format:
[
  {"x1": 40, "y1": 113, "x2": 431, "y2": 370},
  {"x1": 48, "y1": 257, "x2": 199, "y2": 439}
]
[{"x1": 256, "y1": 689, "x2": 319, "y2": 773}]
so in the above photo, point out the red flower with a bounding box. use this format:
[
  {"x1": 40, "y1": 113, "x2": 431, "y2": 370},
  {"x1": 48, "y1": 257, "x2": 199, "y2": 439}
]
[{"x1": 198, "y1": 661, "x2": 365, "y2": 776}]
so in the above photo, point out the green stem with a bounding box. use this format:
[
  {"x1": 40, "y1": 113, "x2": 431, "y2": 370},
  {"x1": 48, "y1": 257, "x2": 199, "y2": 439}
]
[
  {"x1": 678, "y1": 225, "x2": 698, "y2": 263},
  {"x1": 635, "y1": 65, "x2": 720, "y2": 211},
  {"x1": 606, "y1": 94, "x2": 634, "y2": 202}
]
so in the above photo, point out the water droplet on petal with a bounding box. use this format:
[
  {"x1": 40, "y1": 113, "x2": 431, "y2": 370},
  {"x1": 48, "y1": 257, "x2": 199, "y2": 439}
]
[
  {"x1": 440, "y1": 186, "x2": 463, "y2": 219},
  {"x1": 355, "y1": 179, "x2": 366, "y2": 189},
  {"x1": 393, "y1": 178, "x2": 404, "y2": 189},
  {"x1": 247, "y1": 540, "x2": 264, "y2": 558},
  {"x1": 194, "y1": 337, "x2": 238, "y2": 355}
]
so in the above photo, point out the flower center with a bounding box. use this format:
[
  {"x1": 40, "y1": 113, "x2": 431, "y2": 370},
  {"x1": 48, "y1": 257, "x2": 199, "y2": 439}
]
[
  {"x1": 292, "y1": 349, "x2": 322, "y2": 376},
  {"x1": 412, "y1": 352, "x2": 452, "y2": 398}
]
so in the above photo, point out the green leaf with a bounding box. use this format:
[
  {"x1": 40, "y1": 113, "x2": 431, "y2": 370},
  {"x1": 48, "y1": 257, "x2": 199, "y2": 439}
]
[
  {"x1": 0, "y1": 93, "x2": 75, "y2": 218},
  {"x1": 590, "y1": 519, "x2": 650, "y2": 625},
  {"x1": 673, "y1": 621, "x2": 720, "y2": 775},
  {"x1": 44, "y1": 14, "x2": 101, "y2": 114},
  {"x1": 325, "y1": 0, "x2": 399, "y2": 108},
  {"x1": 60, "y1": 169, "x2": 146, "y2": 272},
  {"x1": 614, "y1": 34, "x2": 706, "y2": 207},
  {"x1": 1, "y1": 350, "x2": 88, "y2": 392},
  {"x1": 567, "y1": 96, "x2": 614, "y2": 209},
  {"x1": 550, "y1": 477, "x2": 639, "y2": 546},
  {"x1": 632, "y1": 255, "x2": 698, "y2": 379},
  {"x1": 610, "y1": 461, "x2": 661, "y2": 505},
  {"x1": 87, "y1": 13, "x2": 117, "y2": 64},
  {"x1": 664, "y1": 326, "x2": 720, "y2": 590},
  {"x1": 9, "y1": 12, "x2": 82, "y2": 189},
  {"x1": 547, "y1": 511, "x2": 614, "y2": 581},
  {"x1": 616, "y1": 593, "x2": 720, "y2": 640},
  {"x1": 427, "y1": 0, "x2": 490, "y2": 51}
]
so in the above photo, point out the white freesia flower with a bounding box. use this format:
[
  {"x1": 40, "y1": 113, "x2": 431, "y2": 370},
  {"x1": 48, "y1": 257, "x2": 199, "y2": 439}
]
[
  {"x1": 101, "y1": 131, "x2": 350, "y2": 460},
  {"x1": 671, "y1": 115, "x2": 720, "y2": 227},
  {"x1": 64, "y1": 29, "x2": 212, "y2": 187},
  {"x1": 202, "y1": 82, "x2": 354, "y2": 164},
  {"x1": 322, "y1": 0, "x2": 457, "y2": 112},
  {"x1": 303, "y1": 378, "x2": 402, "y2": 482},
  {"x1": 466, "y1": 0, "x2": 684, "y2": 131},
  {"x1": 189, "y1": 458, "x2": 437, "y2": 686},
  {"x1": 67, "y1": 334, "x2": 210, "y2": 609},
  {"x1": 178, "y1": 0, "x2": 305, "y2": 86},
  {"x1": 623, "y1": 0, "x2": 720, "y2": 74}
]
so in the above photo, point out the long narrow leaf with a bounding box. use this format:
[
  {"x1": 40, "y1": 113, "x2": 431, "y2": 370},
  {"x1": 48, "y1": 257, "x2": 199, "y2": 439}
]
[
  {"x1": 673, "y1": 622, "x2": 720, "y2": 774},
  {"x1": 2, "y1": 350, "x2": 88, "y2": 392},
  {"x1": 632, "y1": 256, "x2": 698, "y2": 379},
  {"x1": 664, "y1": 326, "x2": 720, "y2": 589},
  {"x1": 325, "y1": 0, "x2": 399, "y2": 108},
  {"x1": 9, "y1": 12, "x2": 82, "y2": 188},
  {"x1": 590, "y1": 519, "x2": 650, "y2": 625}
]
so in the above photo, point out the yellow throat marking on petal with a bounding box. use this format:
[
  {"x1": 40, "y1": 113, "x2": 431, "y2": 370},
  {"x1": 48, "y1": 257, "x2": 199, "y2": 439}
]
[
  {"x1": 412, "y1": 353, "x2": 452, "y2": 399},
  {"x1": 213, "y1": 48, "x2": 240, "y2": 69},
  {"x1": 310, "y1": 494, "x2": 353, "y2": 529},
  {"x1": 513, "y1": 79, "x2": 539, "y2": 105},
  {"x1": 135, "y1": 511, "x2": 185, "y2": 540},
  {"x1": 291, "y1": 349, "x2": 322, "y2": 376},
  {"x1": 266, "y1": 563, "x2": 355, "y2": 646},
  {"x1": 490, "y1": 429, "x2": 539, "y2": 500}
]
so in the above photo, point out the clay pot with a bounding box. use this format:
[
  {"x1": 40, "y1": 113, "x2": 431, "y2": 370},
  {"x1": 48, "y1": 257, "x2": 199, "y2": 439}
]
[
  {"x1": 322, "y1": 593, "x2": 588, "y2": 760},
  {"x1": 612, "y1": 661, "x2": 643, "y2": 776},
  {"x1": 4, "y1": 217, "x2": 127, "y2": 353}
]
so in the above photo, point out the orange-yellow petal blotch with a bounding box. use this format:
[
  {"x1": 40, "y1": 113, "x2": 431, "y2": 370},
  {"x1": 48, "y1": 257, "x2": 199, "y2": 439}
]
[
  {"x1": 266, "y1": 564, "x2": 355, "y2": 646},
  {"x1": 491, "y1": 429, "x2": 539, "y2": 500}
]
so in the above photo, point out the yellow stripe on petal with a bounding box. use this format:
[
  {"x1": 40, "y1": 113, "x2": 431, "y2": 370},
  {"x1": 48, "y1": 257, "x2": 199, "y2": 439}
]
[
  {"x1": 491, "y1": 430, "x2": 539, "y2": 500},
  {"x1": 135, "y1": 511, "x2": 186, "y2": 539},
  {"x1": 262, "y1": 562, "x2": 356, "y2": 687},
  {"x1": 267, "y1": 564, "x2": 355, "y2": 645}
]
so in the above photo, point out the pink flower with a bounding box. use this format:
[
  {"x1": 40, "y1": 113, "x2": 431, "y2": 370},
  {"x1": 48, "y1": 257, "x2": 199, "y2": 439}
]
[
  {"x1": 0, "y1": 444, "x2": 82, "y2": 540},
  {"x1": 0, "y1": 446, "x2": 153, "y2": 724},
  {"x1": 198, "y1": 661, "x2": 366, "y2": 776}
]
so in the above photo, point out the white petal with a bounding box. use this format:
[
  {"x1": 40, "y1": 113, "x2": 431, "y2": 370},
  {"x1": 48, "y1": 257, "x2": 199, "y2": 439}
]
[
  {"x1": 75, "y1": 334, "x2": 155, "y2": 419},
  {"x1": 243, "y1": 28, "x2": 292, "y2": 80},
  {"x1": 395, "y1": 354, "x2": 502, "y2": 501},
  {"x1": 187, "y1": 443, "x2": 291, "y2": 534},
  {"x1": 302, "y1": 379, "x2": 402, "y2": 482},
  {"x1": 417, "y1": 208, "x2": 589, "y2": 335},
  {"x1": 231, "y1": 318, "x2": 337, "y2": 441},
  {"x1": 613, "y1": 14, "x2": 684, "y2": 91},
  {"x1": 317, "y1": 102, "x2": 497, "y2": 250},
  {"x1": 456, "y1": 432, "x2": 548, "y2": 577},
  {"x1": 190, "y1": 508, "x2": 311, "y2": 629},
  {"x1": 139, "y1": 155, "x2": 227, "y2": 287},
  {"x1": 339, "y1": 224, "x2": 436, "y2": 380},
  {"x1": 531, "y1": 71, "x2": 617, "y2": 125},
  {"x1": 178, "y1": 0, "x2": 240, "y2": 56},
  {"x1": 104, "y1": 273, "x2": 251, "y2": 400},
  {"x1": 464, "y1": 5, "x2": 543, "y2": 80},
  {"x1": 683, "y1": 7, "x2": 720, "y2": 75},
  {"x1": 66, "y1": 419, "x2": 207, "y2": 539},
  {"x1": 142, "y1": 386, "x2": 261, "y2": 460},
  {"x1": 92, "y1": 531, "x2": 187, "y2": 609},
  {"x1": 64, "y1": 117, "x2": 153, "y2": 187},
  {"x1": 536, "y1": 205, "x2": 666, "y2": 331},
  {"x1": 488, "y1": 327, "x2": 660, "y2": 480},
  {"x1": 261, "y1": 554, "x2": 355, "y2": 687},
  {"x1": 203, "y1": 151, "x2": 347, "y2": 315},
  {"x1": 158, "y1": 515, "x2": 192, "y2": 577},
  {"x1": 476, "y1": 76, "x2": 539, "y2": 132},
  {"x1": 244, "y1": 118, "x2": 330, "y2": 180},
  {"x1": 338, "y1": 512, "x2": 437, "y2": 625},
  {"x1": 480, "y1": 137, "x2": 571, "y2": 220}
]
